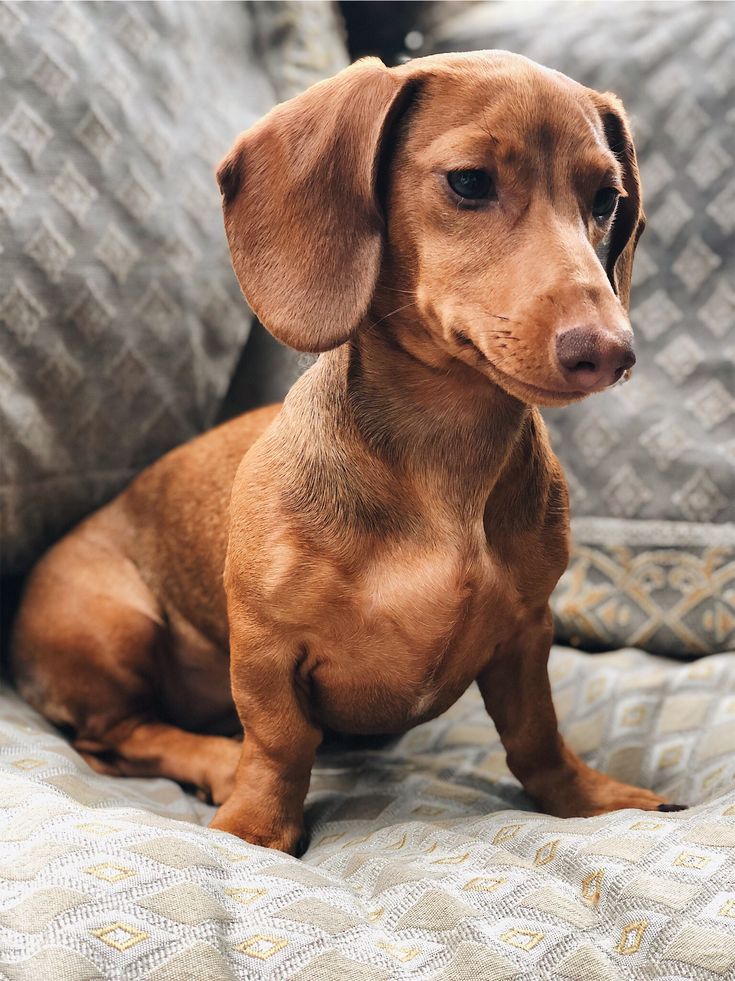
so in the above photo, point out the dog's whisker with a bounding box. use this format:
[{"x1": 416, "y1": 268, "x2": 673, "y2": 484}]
[{"x1": 369, "y1": 300, "x2": 419, "y2": 329}]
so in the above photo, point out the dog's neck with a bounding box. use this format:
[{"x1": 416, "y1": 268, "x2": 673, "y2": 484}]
[
  {"x1": 280, "y1": 325, "x2": 546, "y2": 548},
  {"x1": 342, "y1": 321, "x2": 530, "y2": 513}
]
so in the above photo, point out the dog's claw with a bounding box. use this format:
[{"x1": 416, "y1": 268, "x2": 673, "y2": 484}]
[{"x1": 657, "y1": 803, "x2": 688, "y2": 812}]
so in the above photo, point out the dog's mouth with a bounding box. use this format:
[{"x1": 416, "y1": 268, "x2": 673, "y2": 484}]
[
  {"x1": 452, "y1": 330, "x2": 586, "y2": 405},
  {"x1": 488, "y1": 364, "x2": 588, "y2": 405}
]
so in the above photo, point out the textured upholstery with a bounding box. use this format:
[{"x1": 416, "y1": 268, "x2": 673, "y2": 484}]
[
  {"x1": 0, "y1": 647, "x2": 733, "y2": 979},
  {"x1": 0, "y1": 0, "x2": 346, "y2": 576}
]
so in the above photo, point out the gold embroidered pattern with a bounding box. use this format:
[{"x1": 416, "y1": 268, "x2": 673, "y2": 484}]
[
  {"x1": 85, "y1": 863, "x2": 135, "y2": 883},
  {"x1": 432, "y1": 851, "x2": 469, "y2": 865},
  {"x1": 659, "y1": 746, "x2": 684, "y2": 769},
  {"x1": 91, "y1": 922, "x2": 148, "y2": 952},
  {"x1": 225, "y1": 887, "x2": 266, "y2": 907},
  {"x1": 535, "y1": 840, "x2": 559, "y2": 866},
  {"x1": 553, "y1": 544, "x2": 734, "y2": 656},
  {"x1": 342, "y1": 834, "x2": 371, "y2": 848},
  {"x1": 622, "y1": 705, "x2": 646, "y2": 726},
  {"x1": 493, "y1": 824, "x2": 524, "y2": 844},
  {"x1": 718, "y1": 899, "x2": 735, "y2": 918},
  {"x1": 235, "y1": 935, "x2": 288, "y2": 960},
  {"x1": 377, "y1": 941, "x2": 419, "y2": 963},
  {"x1": 12, "y1": 758, "x2": 44, "y2": 770},
  {"x1": 630, "y1": 821, "x2": 662, "y2": 831},
  {"x1": 581, "y1": 870, "x2": 604, "y2": 906},
  {"x1": 586, "y1": 678, "x2": 606, "y2": 703},
  {"x1": 75, "y1": 823, "x2": 119, "y2": 835},
  {"x1": 674, "y1": 852, "x2": 710, "y2": 869},
  {"x1": 616, "y1": 920, "x2": 648, "y2": 954},
  {"x1": 703, "y1": 766, "x2": 725, "y2": 789},
  {"x1": 500, "y1": 928, "x2": 544, "y2": 951},
  {"x1": 212, "y1": 845, "x2": 251, "y2": 863},
  {"x1": 463, "y1": 876, "x2": 506, "y2": 893}
]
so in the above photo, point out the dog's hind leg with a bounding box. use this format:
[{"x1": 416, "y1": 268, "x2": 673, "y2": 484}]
[
  {"x1": 10, "y1": 532, "x2": 239, "y2": 805},
  {"x1": 75, "y1": 722, "x2": 241, "y2": 805},
  {"x1": 73, "y1": 719, "x2": 242, "y2": 805}
]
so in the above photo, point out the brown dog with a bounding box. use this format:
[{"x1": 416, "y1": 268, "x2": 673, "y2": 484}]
[{"x1": 11, "y1": 52, "x2": 680, "y2": 856}]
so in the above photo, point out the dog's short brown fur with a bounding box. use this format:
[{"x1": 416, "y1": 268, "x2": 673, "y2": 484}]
[{"x1": 11, "y1": 53, "x2": 677, "y2": 855}]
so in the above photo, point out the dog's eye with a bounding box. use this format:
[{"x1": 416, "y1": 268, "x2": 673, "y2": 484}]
[
  {"x1": 447, "y1": 169, "x2": 493, "y2": 200},
  {"x1": 592, "y1": 187, "x2": 619, "y2": 219}
]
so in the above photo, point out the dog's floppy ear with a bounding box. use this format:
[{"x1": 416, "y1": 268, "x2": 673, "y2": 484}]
[
  {"x1": 596, "y1": 94, "x2": 645, "y2": 312},
  {"x1": 217, "y1": 59, "x2": 418, "y2": 352}
]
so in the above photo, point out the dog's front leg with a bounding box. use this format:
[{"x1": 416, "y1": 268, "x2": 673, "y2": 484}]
[
  {"x1": 210, "y1": 610, "x2": 321, "y2": 855},
  {"x1": 477, "y1": 607, "x2": 674, "y2": 816}
]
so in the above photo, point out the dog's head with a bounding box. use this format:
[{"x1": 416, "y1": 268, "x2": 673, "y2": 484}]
[{"x1": 218, "y1": 52, "x2": 644, "y2": 406}]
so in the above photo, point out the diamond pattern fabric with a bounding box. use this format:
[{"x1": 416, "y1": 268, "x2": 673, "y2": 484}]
[
  {"x1": 0, "y1": 647, "x2": 733, "y2": 979},
  {"x1": 0, "y1": 0, "x2": 347, "y2": 575}
]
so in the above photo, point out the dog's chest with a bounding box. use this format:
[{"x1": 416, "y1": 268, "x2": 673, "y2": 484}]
[{"x1": 310, "y1": 527, "x2": 517, "y2": 733}]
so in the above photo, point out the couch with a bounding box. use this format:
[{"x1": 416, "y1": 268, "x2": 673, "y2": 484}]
[{"x1": 1, "y1": 2, "x2": 733, "y2": 979}]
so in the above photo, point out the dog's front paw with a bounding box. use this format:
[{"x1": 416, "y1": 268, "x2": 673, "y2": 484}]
[
  {"x1": 209, "y1": 800, "x2": 306, "y2": 855},
  {"x1": 533, "y1": 766, "x2": 686, "y2": 818}
]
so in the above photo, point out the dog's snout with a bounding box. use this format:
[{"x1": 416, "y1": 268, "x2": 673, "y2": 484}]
[{"x1": 555, "y1": 326, "x2": 636, "y2": 390}]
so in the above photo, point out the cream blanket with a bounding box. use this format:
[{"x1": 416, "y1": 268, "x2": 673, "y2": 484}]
[{"x1": 1, "y1": 647, "x2": 734, "y2": 980}]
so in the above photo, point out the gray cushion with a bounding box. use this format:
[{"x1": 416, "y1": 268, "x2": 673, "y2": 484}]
[
  {"x1": 0, "y1": 0, "x2": 347, "y2": 575},
  {"x1": 426, "y1": 0, "x2": 735, "y2": 655}
]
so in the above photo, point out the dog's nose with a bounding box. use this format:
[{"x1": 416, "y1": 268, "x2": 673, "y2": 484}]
[{"x1": 555, "y1": 326, "x2": 636, "y2": 390}]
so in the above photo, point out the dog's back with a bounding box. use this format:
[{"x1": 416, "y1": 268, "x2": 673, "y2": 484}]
[{"x1": 10, "y1": 404, "x2": 279, "y2": 738}]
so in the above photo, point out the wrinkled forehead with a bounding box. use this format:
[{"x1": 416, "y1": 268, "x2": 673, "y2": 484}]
[{"x1": 404, "y1": 57, "x2": 617, "y2": 178}]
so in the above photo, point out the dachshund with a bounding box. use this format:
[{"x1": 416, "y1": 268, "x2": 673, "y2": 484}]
[{"x1": 11, "y1": 52, "x2": 682, "y2": 856}]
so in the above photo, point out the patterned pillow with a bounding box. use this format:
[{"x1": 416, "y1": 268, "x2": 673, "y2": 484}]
[
  {"x1": 425, "y1": 0, "x2": 735, "y2": 656},
  {"x1": 0, "y1": 0, "x2": 346, "y2": 576}
]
